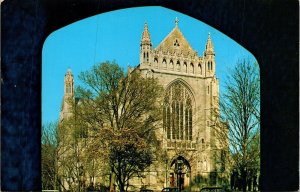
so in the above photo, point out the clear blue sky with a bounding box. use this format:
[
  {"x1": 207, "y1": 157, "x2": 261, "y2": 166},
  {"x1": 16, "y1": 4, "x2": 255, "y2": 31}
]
[{"x1": 42, "y1": 6, "x2": 257, "y2": 125}]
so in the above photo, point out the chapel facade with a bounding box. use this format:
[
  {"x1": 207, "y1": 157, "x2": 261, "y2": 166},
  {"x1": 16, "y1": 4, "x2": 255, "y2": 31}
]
[
  {"x1": 131, "y1": 19, "x2": 225, "y2": 190},
  {"x1": 59, "y1": 19, "x2": 226, "y2": 191}
]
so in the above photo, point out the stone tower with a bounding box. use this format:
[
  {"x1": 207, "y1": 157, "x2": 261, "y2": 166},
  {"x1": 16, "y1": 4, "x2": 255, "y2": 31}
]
[
  {"x1": 60, "y1": 68, "x2": 74, "y2": 121},
  {"x1": 140, "y1": 22, "x2": 153, "y2": 67}
]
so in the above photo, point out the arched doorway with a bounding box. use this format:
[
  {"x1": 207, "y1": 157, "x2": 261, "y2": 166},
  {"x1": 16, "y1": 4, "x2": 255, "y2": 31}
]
[{"x1": 170, "y1": 156, "x2": 191, "y2": 190}]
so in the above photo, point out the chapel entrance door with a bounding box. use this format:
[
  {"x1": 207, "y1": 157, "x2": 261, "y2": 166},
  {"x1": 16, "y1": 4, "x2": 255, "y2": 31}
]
[{"x1": 170, "y1": 156, "x2": 191, "y2": 190}]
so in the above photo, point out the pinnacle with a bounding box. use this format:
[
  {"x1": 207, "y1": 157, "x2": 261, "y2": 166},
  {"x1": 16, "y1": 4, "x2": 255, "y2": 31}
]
[
  {"x1": 141, "y1": 22, "x2": 152, "y2": 46},
  {"x1": 142, "y1": 22, "x2": 150, "y2": 39},
  {"x1": 205, "y1": 32, "x2": 214, "y2": 55}
]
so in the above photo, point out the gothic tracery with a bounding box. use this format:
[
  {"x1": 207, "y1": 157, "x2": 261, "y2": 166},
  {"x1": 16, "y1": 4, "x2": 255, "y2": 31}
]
[{"x1": 163, "y1": 81, "x2": 193, "y2": 141}]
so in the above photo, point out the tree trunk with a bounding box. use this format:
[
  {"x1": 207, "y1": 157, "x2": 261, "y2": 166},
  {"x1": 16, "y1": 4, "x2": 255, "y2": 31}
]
[
  {"x1": 119, "y1": 182, "x2": 125, "y2": 192},
  {"x1": 241, "y1": 168, "x2": 247, "y2": 192},
  {"x1": 109, "y1": 171, "x2": 115, "y2": 192}
]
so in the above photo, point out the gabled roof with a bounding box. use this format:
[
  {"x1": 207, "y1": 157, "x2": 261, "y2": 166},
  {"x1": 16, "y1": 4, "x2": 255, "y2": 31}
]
[{"x1": 156, "y1": 22, "x2": 196, "y2": 55}]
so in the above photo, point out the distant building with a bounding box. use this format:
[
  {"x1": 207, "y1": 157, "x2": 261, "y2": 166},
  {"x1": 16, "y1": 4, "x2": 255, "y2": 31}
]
[{"x1": 59, "y1": 18, "x2": 227, "y2": 191}]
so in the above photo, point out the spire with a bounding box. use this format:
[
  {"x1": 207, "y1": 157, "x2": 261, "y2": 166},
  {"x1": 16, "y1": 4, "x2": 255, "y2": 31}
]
[
  {"x1": 140, "y1": 22, "x2": 152, "y2": 66},
  {"x1": 205, "y1": 32, "x2": 215, "y2": 56},
  {"x1": 141, "y1": 22, "x2": 152, "y2": 46}
]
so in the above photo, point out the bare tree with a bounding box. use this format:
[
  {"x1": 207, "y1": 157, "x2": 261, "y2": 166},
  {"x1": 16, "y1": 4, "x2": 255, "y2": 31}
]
[
  {"x1": 42, "y1": 122, "x2": 58, "y2": 190},
  {"x1": 57, "y1": 114, "x2": 96, "y2": 192},
  {"x1": 42, "y1": 120, "x2": 82, "y2": 191},
  {"x1": 73, "y1": 61, "x2": 163, "y2": 191},
  {"x1": 213, "y1": 59, "x2": 260, "y2": 191}
]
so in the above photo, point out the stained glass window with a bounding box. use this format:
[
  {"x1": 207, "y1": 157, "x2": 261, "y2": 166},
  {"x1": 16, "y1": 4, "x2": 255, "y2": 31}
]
[{"x1": 163, "y1": 81, "x2": 193, "y2": 141}]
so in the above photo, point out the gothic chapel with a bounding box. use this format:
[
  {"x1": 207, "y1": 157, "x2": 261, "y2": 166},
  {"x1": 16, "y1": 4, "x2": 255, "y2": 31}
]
[{"x1": 60, "y1": 18, "x2": 225, "y2": 190}]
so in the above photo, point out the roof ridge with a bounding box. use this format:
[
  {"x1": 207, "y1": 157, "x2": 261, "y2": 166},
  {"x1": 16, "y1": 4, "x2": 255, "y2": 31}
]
[{"x1": 156, "y1": 26, "x2": 177, "y2": 49}]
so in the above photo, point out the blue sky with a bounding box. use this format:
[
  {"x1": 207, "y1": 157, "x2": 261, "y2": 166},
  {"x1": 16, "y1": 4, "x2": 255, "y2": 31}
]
[{"x1": 42, "y1": 6, "x2": 257, "y2": 125}]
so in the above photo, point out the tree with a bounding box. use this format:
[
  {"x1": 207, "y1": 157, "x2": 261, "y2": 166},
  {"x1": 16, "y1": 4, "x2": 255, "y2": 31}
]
[
  {"x1": 42, "y1": 121, "x2": 83, "y2": 191},
  {"x1": 214, "y1": 59, "x2": 260, "y2": 191},
  {"x1": 56, "y1": 117, "x2": 87, "y2": 192},
  {"x1": 99, "y1": 128, "x2": 153, "y2": 191},
  {"x1": 42, "y1": 122, "x2": 58, "y2": 190},
  {"x1": 74, "y1": 61, "x2": 163, "y2": 191}
]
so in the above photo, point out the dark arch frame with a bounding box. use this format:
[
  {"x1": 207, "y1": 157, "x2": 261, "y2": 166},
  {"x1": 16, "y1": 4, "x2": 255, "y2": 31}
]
[
  {"x1": 2, "y1": 0, "x2": 298, "y2": 191},
  {"x1": 170, "y1": 155, "x2": 191, "y2": 171}
]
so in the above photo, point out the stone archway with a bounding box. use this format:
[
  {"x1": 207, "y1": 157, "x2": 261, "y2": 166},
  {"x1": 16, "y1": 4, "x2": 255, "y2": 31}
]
[
  {"x1": 170, "y1": 156, "x2": 191, "y2": 190},
  {"x1": 2, "y1": 1, "x2": 298, "y2": 191}
]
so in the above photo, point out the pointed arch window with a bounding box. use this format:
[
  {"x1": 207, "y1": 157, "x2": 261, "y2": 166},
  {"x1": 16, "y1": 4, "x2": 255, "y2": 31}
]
[
  {"x1": 198, "y1": 63, "x2": 202, "y2": 74},
  {"x1": 190, "y1": 63, "x2": 194, "y2": 74},
  {"x1": 154, "y1": 57, "x2": 158, "y2": 67},
  {"x1": 163, "y1": 58, "x2": 167, "y2": 68},
  {"x1": 184, "y1": 62, "x2": 187, "y2": 73},
  {"x1": 163, "y1": 81, "x2": 193, "y2": 141},
  {"x1": 170, "y1": 59, "x2": 174, "y2": 70},
  {"x1": 146, "y1": 52, "x2": 149, "y2": 62},
  {"x1": 176, "y1": 60, "x2": 180, "y2": 71},
  {"x1": 208, "y1": 61, "x2": 212, "y2": 70}
]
